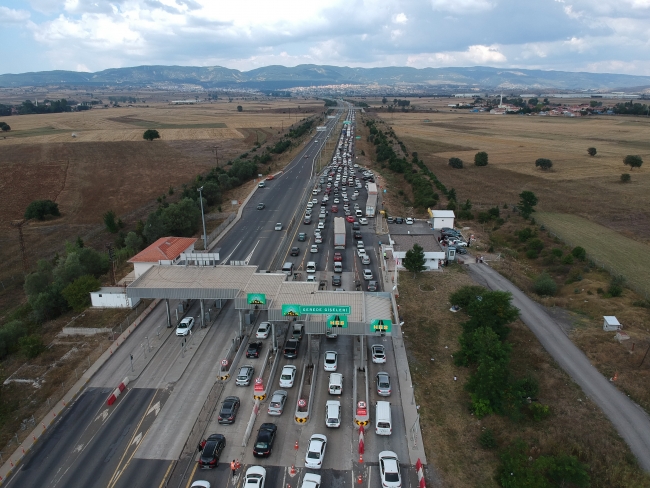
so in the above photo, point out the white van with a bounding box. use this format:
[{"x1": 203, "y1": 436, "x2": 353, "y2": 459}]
[
  {"x1": 325, "y1": 400, "x2": 341, "y2": 428},
  {"x1": 375, "y1": 401, "x2": 392, "y2": 436},
  {"x1": 306, "y1": 262, "x2": 317, "y2": 274},
  {"x1": 328, "y1": 373, "x2": 343, "y2": 395},
  {"x1": 356, "y1": 209, "x2": 363, "y2": 218},
  {"x1": 282, "y1": 262, "x2": 294, "y2": 276}
]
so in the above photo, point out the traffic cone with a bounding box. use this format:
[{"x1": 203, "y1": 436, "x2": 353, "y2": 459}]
[
  {"x1": 294, "y1": 440, "x2": 299, "y2": 450},
  {"x1": 290, "y1": 465, "x2": 296, "y2": 475},
  {"x1": 359, "y1": 453, "x2": 363, "y2": 463},
  {"x1": 357, "y1": 475, "x2": 363, "y2": 484}
]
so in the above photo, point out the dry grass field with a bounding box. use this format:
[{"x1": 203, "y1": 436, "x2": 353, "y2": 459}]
[{"x1": 399, "y1": 268, "x2": 650, "y2": 487}]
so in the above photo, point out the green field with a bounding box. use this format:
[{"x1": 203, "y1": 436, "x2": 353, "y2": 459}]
[
  {"x1": 109, "y1": 116, "x2": 227, "y2": 129},
  {"x1": 4, "y1": 127, "x2": 73, "y2": 138},
  {"x1": 536, "y1": 212, "x2": 650, "y2": 297}
]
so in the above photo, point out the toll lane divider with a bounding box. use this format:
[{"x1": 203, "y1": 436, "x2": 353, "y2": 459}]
[{"x1": 107, "y1": 377, "x2": 130, "y2": 405}]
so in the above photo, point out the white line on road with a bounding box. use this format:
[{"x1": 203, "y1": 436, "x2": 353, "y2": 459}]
[
  {"x1": 220, "y1": 240, "x2": 242, "y2": 264},
  {"x1": 244, "y1": 240, "x2": 260, "y2": 265}
]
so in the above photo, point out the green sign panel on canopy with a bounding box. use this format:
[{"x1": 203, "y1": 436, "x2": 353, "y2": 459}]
[
  {"x1": 247, "y1": 293, "x2": 266, "y2": 305},
  {"x1": 370, "y1": 319, "x2": 392, "y2": 333},
  {"x1": 355, "y1": 136, "x2": 361, "y2": 139},
  {"x1": 282, "y1": 304, "x2": 351, "y2": 316},
  {"x1": 327, "y1": 314, "x2": 348, "y2": 328}
]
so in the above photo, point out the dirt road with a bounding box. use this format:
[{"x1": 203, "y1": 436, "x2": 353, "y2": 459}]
[{"x1": 468, "y1": 263, "x2": 650, "y2": 472}]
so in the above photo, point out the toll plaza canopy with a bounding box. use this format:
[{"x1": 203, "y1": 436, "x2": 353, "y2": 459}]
[{"x1": 126, "y1": 265, "x2": 394, "y2": 335}]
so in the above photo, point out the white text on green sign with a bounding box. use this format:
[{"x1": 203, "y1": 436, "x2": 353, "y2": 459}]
[{"x1": 300, "y1": 305, "x2": 351, "y2": 315}]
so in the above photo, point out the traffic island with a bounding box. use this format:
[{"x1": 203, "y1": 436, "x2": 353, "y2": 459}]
[{"x1": 295, "y1": 363, "x2": 316, "y2": 424}]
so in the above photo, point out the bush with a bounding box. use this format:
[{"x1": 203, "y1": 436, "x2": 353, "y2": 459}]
[
  {"x1": 624, "y1": 154, "x2": 643, "y2": 169},
  {"x1": 0, "y1": 121, "x2": 11, "y2": 131},
  {"x1": 621, "y1": 173, "x2": 631, "y2": 183},
  {"x1": 529, "y1": 403, "x2": 551, "y2": 421},
  {"x1": 0, "y1": 321, "x2": 28, "y2": 359},
  {"x1": 526, "y1": 249, "x2": 539, "y2": 259},
  {"x1": 535, "y1": 158, "x2": 553, "y2": 170},
  {"x1": 534, "y1": 273, "x2": 557, "y2": 296},
  {"x1": 608, "y1": 276, "x2": 625, "y2": 297},
  {"x1": 516, "y1": 228, "x2": 534, "y2": 242},
  {"x1": 477, "y1": 212, "x2": 491, "y2": 224},
  {"x1": 587, "y1": 147, "x2": 597, "y2": 156},
  {"x1": 526, "y1": 238, "x2": 544, "y2": 253},
  {"x1": 103, "y1": 210, "x2": 119, "y2": 233},
  {"x1": 565, "y1": 268, "x2": 582, "y2": 284},
  {"x1": 474, "y1": 151, "x2": 488, "y2": 166},
  {"x1": 19, "y1": 335, "x2": 46, "y2": 359},
  {"x1": 448, "y1": 157, "x2": 463, "y2": 169},
  {"x1": 561, "y1": 254, "x2": 574, "y2": 265},
  {"x1": 449, "y1": 285, "x2": 487, "y2": 308},
  {"x1": 571, "y1": 246, "x2": 586, "y2": 261},
  {"x1": 24, "y1": 199, "x2": 61, "y2": 220},
  {"x1": 61, "y1": 275, "x2": 101, "y2": 312},
  {"x1": 551, "y1": 248, "x2": 563, "y2": 258},
  {"x1": 479, "y1": 429, "x2": 497, "y2": 449}
]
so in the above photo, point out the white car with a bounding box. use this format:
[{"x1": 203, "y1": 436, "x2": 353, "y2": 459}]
[
  {"x1": 323, "y1": 351, "x2": 338, "y2": 371},
  {"x1": 315, "y1": 236, "x2": 323, "y2": 244},
  {"x1": 361, "y1": 255, "x2": 370, "y2": 265},
  {"x1": 379, "y1": 451, "x2": 402, "y2": 488},
  {"x1": 363, "y1": 269, "x2": 373, "y2": 280},
  {"x1": 312, "y1": 198, "x2": 318, "y2": 204},
  {"x1": 406, "y1": 217, "x2": 414, "y2": 225},
  {"x1": 279, "y1": 365, "x2": 297, "y2": 388},
  {"x1": 333, "y1": 198, "x2": 340, "y2": 204},
  {"x1": 307, "y1": 202, "x2": 314, "y2": 209},
  {"x1": 371, "y1": 344, "x2": 387, "y2": 364},
  {"x1": 449, "y1": 239, "x2": 468, "y2": 247},
  {"x1": 318, "y1": 222, "x2": 325, "y2": 230},
  {"x1": 190, "y1": 482, "x2": 211, "y2": 488},
  {"x1": 300, "y1": 473, "x2": 322, "y2": 488},
  {"x1": 304, "y1": 434, "x2": 327, "y2": 469},
  {"x1": 244, "y1": 466, "x2": 266, "y2": 488},
  {"x1": 357, "y1": 240, "x2": 364, "y2": 249},
  {"x1": 356, "y1": 248, "x2": 367, "y2": 258},
  {"x1": 256, "y1": 322, "x2": 271, "y2": 339},
  {"x1": 311, "y1": 244, "x2": 319, "y2": 253},
  {"x1": 176, "y1": 317, "x2": 195, "y2": 336},
  {"x1": 275, "y1": 223, "x2": 283, "y2": 231}
]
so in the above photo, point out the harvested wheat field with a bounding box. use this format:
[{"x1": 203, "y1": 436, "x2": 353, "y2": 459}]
[{"x1": 372, "y1": 112, "x2": 650, "y2": 241}]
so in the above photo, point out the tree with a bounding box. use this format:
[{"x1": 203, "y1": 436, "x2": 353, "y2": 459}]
[
  {"x1": 534, "y1": 273, "x2": 557, "y2": 296},
  {"x1": 61, "y1": 275, "x2": 101, "y2": 312},
  {"x1": 0, "y1": 121, "x2": 10, "y2": 131},
  {"x1": 448, "y1": 157, "x2": 464, "y2": 169},
  {"x1": 587, "y1": 147, "x2": 597, "y2": 156},
  {"x1": 237, "y1": 105, "x2": 243, "y2": 112},
  {"x1": 474, "y1": 151, "x2": 488, "y2": 166},
  {"x1": 518, "y1": 191, "x2": 538, "y2": 219},
  {"x1": 621, "y1": 173, "x2": 631, "y2": 183},
  {"x1": 535, "y1": 158, "x2": 553, "y2": 170},
  {"x1": 19, "y1": 335, "x2": 46, "y2": 359},
  {"x1": 103, "y1": 210, "x2": 119, "y2": 233},
  {"x1": 24, "y1": 199, "x2": 60, "y2": 220},
  {"x1": 143, "y1": 129, "x2": 160, "y2": 141},
  {"x1": 124, "y1": 231, "x2": 143, "y2": 252},
  {"x1": 624, "y1": 154, "x2": 643, "y2": 170},
  {"x1": 382, "y1": 97, "x2": 387, "y2": 104},
  {"x1": 403, "y1": 243, "x2": 426, "y2": 277}
]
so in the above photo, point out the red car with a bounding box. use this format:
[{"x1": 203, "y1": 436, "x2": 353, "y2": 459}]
[
  {"x1": 331, "y1": 205, "x2": 338, "y2": 213},
  {"x1": 333, "y1": 252, "x2": 342, "y2": 262},
  {"x1": 346, "y1": 216, "x2": 355, "y2": 223}
]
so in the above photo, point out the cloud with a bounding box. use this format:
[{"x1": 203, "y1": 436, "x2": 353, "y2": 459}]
[
  {"x1": 0, "y1": 6, "x2": 31, "y2": 24},
  {"x1": 394, "y1": 12, "x2": 407, "y2": 23},
  {"x1": 430, "y1": 0, "x2": 494, "y2": 14},
  {"x1": 408, "y1": 44, "x2": 506, "y2": 67}
]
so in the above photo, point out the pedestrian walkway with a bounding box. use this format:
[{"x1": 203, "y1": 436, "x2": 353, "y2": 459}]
[{"x1": 469, "y1": 263, "x2": 650, "y2": 472}]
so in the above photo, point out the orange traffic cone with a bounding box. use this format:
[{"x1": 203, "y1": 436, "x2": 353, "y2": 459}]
[
  {"x1": 357, "y1": 475, "x2": 363, "y2": 484},
  {"x1": 294, "y1": 440, "x2": 299, "y2": 450},
  {"x1": 359, "y1": 453, "x2": 363, "y2": 463},
  {"x1": 290, "y1": 465, "x2": 296, "y2": 475}
]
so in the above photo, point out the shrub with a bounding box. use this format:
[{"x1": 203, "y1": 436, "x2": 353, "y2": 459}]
[
  {"x1": 479, "y1": 429, "x2": 497, "y2": 449},
  {"x1": 25, "y1": 199, "x2": 61, "y2": 220},
  {"x1": 526, "y1": 238, "x2": 544, "y2": 253},
  {"x1": 448, "y1": 157, "x2": 463, "y2": 169},
  {"x1": 516, "y1": 228, "x2": 534, "y2": 242},
  {"x1": 526, "y1": 249, "x2": 539, "y2": 259},
  {"x1": 529, "y1": 403, "x2": 551, "y2": 421},
  {"x1": 551, "y1": 248, "x2": 563, "y2": 258},
  {"x1": 143, "y1": 129, "x2": 160, "y2": 141},
  {"x1": 587, "y1": 147, "x2": 597, "y2": 156},
  {"x1": 621, "y1": 173, "x2": 631, "y2": 183},
  {"x1": 534, "y1": 273, "x2": 557, "y2": 296},
  {"x1": 608, "y1": 276, "x2": 625, "y2": 297},
  {"x1": 561, "y1": 254, "x2": 574, "y2": 265},
  {"x1": 0, "y1": 121, "x2": 11, "y2": 131},
  {"x1": 0, "y1": 321, "x2": 28, "y2": 359},
  {"x1": 103, "y1": 210, "x2": 119, "y2": 233},
  {"x1": 571, "y1": 246, "x2": 586, "y2": 261},
  {"x1": 474, "y1": 151, "x2": 488, "y2": 166},
  {"x1": 477, "y1": 212, "x2": 491, "y2": 224},
  {"x1": 19, "y1": 335, "x2": 46, "y2": 359},
  {"x1": 565, "y1": 268, "x2": 583, "y2": 284},
  {"x1": 62, "y1": 275, "x2": 101, "y2": 312},
  {"x1": 449, "y1": 285, "x2": 487, "y2": 308},
  {"x1": 487, "y1": 206, "x2": 500, "y2": 219},
  {"x1": 623, "y1": 154, "x2": 643, "y2": 169},
  {"x1": 535, "y1": 158, "x2": 553, "y2": 170}
]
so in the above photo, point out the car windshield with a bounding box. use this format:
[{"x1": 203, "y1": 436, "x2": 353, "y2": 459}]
[
  {"x1": 178, "y1": 323, "x2": 187, "y2": 329},
  {"x1": 307, "y1": 450, "x2": 320, "y2": 459},
  {"x1": 385, "y1": 471, "x2": 400, "y2": 482},
  {"x1": 255, "y1": 441, "x2": 268, "y2": 449},
  {"x1": 379, "y1": 379, "x2": 389, "y2": 387},
  {"x1": 270, "y1": 402, "x2": 281, "y2": 408},
  {"x1": 281, "y1": 374, "x2": 291, "y2": 379}
]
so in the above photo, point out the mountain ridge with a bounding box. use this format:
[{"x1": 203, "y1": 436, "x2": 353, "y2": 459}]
[{"x1": 1, "y1": 64, "x2": 649, "y2": 91}]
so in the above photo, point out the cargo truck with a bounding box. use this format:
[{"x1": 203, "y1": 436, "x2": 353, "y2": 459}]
[
  {"x1": 334, "y1": 217, "x2": 346, "y2": 249},
  {"x1": 366, "y1": 182, "x2": 378, "y2": 218}
]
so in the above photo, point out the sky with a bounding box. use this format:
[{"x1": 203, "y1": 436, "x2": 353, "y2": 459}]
[{"x1": 1, "y1": 0, "x2": 650, "y2": 76}]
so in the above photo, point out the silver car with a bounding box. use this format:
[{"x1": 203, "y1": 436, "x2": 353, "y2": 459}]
[
  {"x1": 267, "y1": 390, "x2": 288, "y2": 416},
  {"x1": 236, "y1": 365, "x2": 254, "y2": 386},
  {"x1": 376, "y1": 372, "x2": 391, "y2": 396}
]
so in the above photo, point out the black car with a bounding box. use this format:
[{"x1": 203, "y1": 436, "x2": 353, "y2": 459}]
[
  {"x1": 283, "y1": 339, "x2": 299, "y2": 359},
  {"x1": 449, "y1": 246, "x2": 468, "y2": 255},
  {"x1": 218, "y1": 396, "x2": 240, "y2": 424},
  {"x1": 352, "y1": 222, "x2": 360, "y2": 230},
  {"x1": 246, "y1": 341, "x2": 263, "y2": 358},
  {"x1": 257, "y1": 203, "x2": 265, "y2": 210},
  {"x1": 253, "y1": 423, "x2": 278, "y2": 457},
  {"x1": 198, "y1": 434, "x2": 226, "y2": 468},
  {"x1": 354, "y1": 231, "x2": 362, "y2": 240},
  {"x1": 290, "y1": 247, "x2": 300, "y2": 256},
  {"x1": 332, "y1": 275, "x2": 342, "y2": 287},
  {"x1": 395, "y1": 217, "x2": 404, "y2": 224}
]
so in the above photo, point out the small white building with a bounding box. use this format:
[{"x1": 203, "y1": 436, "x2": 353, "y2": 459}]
[
  {"x1": 603, "y1": 316, "x2": 621, "y2": 331},
  {"x1": 427, "y1": 209, "x2": 455, "y2": 230},
  {"x1": 388, "y1": 234, "x2": 446, "y2": 270},
  {"x1": 128, "y1": 237, "x2": 197, "y2": 279},
  {"x1": 91, "y1": 287, "x2": 140, "y2": 308}
]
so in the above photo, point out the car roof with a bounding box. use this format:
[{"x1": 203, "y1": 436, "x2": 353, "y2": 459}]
[
  {"x1": 223, "y1": 396, "x2": 239, "y2": 402},
  {"x1": 246, "y1": 465, "x2": 266, "y2": 477},
  {"x1": 282, "y1": 365, "x2": 296, "y2": 371},
  {"x1": 207, "y1": 433, "x2": 225, "y2": 441}
]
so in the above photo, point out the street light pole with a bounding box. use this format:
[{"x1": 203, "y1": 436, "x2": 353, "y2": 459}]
[{"x1": 197, "y1": 186, "x2": 208, "y2": 250}]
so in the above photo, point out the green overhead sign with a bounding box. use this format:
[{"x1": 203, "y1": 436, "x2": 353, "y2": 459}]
[
  {"x1": 327, "y1": 314, "x2": 348, "y2": 328},
  {"x1": 370, "y1": 319, "x2": 392, "y2": 333},
  {"x1": 282, "y1": 304, "x2": 351, "y2": 316},
  {"x1": 247, "y1": 293, "x2": 266, "y2": 305}
]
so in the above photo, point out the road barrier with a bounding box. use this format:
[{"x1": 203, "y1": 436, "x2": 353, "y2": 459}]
[
  {"x1": 416, "y1": 458, "x2": 426, "y2": 488},
  {"x1": 107, "y1": 377, "x2": 130, "y2": 405},
  {"x1": 294, "y1": 363, "x2": 316, "y2": 424}
]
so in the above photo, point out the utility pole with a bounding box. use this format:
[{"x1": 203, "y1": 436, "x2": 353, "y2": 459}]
[
  {"x1": 11, "y1": 220, "x2": 28, "y2": 274},
  {"x1": 212, "y1": 146, "x2": 219, "y2": 167},
  {"x1": 197, "y1": 187, "x2": 208, "y2": 250},
  {"x1": 107, "y1": 244, "x2": 116, "y2": 285}
]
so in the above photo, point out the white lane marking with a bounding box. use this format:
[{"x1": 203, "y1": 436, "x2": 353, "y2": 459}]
[
  {"x1": 244, "y1": 240, "x2": 260, "y2": 265},
  {"x1": 95, "y1": 409, "x2": 109, "y2": 422},
  {"x1": 146, "y1": 401, "x2": 161, "y2": 417},
  {"x1": 367, "y1": 465, "x2": 372, "y2": 487},
  {"x1": 131, "y1": 431, "x2": 143, "y2": 446},
  {"x1": 220, "y1": 240, "x2": 242, "y2": 264}
]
